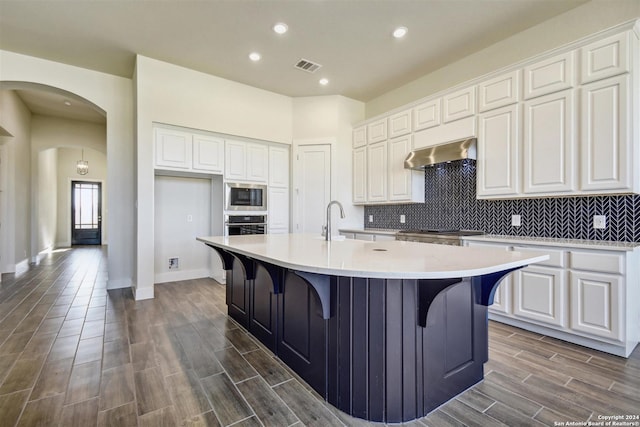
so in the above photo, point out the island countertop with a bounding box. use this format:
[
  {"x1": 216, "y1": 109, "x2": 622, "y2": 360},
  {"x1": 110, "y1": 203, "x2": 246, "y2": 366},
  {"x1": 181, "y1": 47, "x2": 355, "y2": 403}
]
[{"x1": 197, "y1": 233, "x2": 549, "y2": 279}]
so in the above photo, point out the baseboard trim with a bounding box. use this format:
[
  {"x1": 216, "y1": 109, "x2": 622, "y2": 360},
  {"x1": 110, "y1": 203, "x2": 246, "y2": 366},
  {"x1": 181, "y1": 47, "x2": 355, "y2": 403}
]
[
  {"x1": 107, "y1": 277, "x2": 132, "y2": 290},
  {"x1": 154, "y1": 268, "x2": 211, "y2": 284},
  {"x1": 133, "y1": 285, "x2": 154, "y2": 301},
  {"x1": 15, "y1": 259, "x2": 29, "y2": 274}
]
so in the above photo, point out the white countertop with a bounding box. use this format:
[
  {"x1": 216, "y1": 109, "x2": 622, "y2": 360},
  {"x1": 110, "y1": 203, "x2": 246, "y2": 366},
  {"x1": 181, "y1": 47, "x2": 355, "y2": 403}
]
[
  {"x1": 197, "y1": 233, "x2": 549, "y2": 279},
  {"x1": 462, "y1": 234, "x2": 640, "y2": 251}
]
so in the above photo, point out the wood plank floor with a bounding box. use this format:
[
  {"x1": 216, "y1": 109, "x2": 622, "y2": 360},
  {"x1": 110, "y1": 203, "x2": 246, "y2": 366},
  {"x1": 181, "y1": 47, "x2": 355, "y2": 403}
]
[{"x1": 0, "y1": 246, "x2": 638, "y2": 426}]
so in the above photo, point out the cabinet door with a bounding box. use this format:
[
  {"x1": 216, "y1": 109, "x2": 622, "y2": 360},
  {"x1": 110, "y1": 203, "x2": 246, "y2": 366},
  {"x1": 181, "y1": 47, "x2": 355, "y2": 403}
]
[
  {"x1": 268, "y1": 187, "x2": 289, "y2": 232},
  {"x1": 524, "y1": 51, "x2": 575, "y2": 99},
  {"x1": 269, "y1": 145, "x2": 290, "y2": 188},
  {"x1": 353, "y1": 125, "x2": 367, "y2": 148},
  {"x1": 513, "y1": 266, "x2": 566, "y2": 327},
  {"x1": 477, "y1": 104, "x2": 519, "y2": 197},
  {"x1": 388, "y1": 109, "x2": 412, "y2": 138},
  {"x1": 443, "y1": 86, "x2": 476, "y2": 123},
  {"x1": 367, "y1": 141, "x2": 387, "y2": 202},
  {"x1": 192, "y1": 134, "x2": 224, "y2": 173},
  {"x1": 580, "y1": 75, "x2": 630, "y2": 192},
  {"x1": 352, "y1": 147, "x2": 367, "y2": 204},
  {"x1": 246, "y1": 143, "x2": 268, "y2": 183},
  {"x1": 225, "y1": 140, "x2": 247, "y2": 181},
  {"x1": 367, "y1": 119, "x2": 387, "y2": 144},
  {"x1": 523, "y1": 90, "x2": 575, "y2": 194},
  {"x1": 413, "y1": 99, "x2": 441, "y2": 131},
  {"x1": 478, "y1": 70, "x2": 520, "y2": 112},
  {"x1": 581, "y1": 32, "x2": 630, "y2": 84},
  {"x1": 570, "y1": 271, "x2": 621, "y2": 341},
  {"x1": 154, "y1": 128, "x2": 192, "y2": 170},
  {"x1": 388, "y1": 135, "x2": 413, "y2": 201}
]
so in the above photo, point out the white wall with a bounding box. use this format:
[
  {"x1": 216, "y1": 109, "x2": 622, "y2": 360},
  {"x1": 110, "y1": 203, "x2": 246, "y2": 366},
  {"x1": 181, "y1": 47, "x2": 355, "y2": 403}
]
[
  {"x1": 366, "y1": 0, "x2": 640, "y2": 117},
  {"x1": 0, "y1": 50, "x2": 134, "y2": 290},
  {"x1": 30, "y1": 115, "x2": 108, "y2": 248},
  {"x1": 38, "y1": 148, "x2": 57, "y2": 253},
  {"x1": 0, "y1": 90, "x2": 31, "y2": 271},
  {"x1": 292, "y1": 95, "x2": 365, "y2": 231},
  {"x1": 135, "y1": 55, "x2": 293, "y2": 299},
  {"x1": 55, "y1": 147, "x2": 107, "y2": 247},
  {"x1": 154, "y1": 175, "x2": 212, "y2": 283}
]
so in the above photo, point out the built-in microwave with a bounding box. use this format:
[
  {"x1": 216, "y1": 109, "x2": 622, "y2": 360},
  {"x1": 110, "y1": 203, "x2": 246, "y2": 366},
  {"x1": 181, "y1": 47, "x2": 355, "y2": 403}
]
[{"x1": 225, "y1": 183, "x2": 267, "y2": 211}]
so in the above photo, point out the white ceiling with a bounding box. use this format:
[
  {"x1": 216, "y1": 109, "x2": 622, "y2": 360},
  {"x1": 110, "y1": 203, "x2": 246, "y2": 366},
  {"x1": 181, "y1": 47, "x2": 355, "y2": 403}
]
[{"x1": 0, "y1": 0, "x2": 588, "y2": 120}]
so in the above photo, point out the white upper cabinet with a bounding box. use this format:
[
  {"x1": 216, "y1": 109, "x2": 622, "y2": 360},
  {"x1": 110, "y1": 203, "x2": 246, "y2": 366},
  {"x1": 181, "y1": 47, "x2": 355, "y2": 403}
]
[
  {"x1": 443, "y1": 86, "x2": 476, "y2": 123},
  {"x1": 580, "y1": 75, "x2": 630, "y2": 192},
  {"x1": 268, "y1": 145, "x2": 290, "y2": 188},
  {"x1": 523, "y1": 90, "x2": 575, "y2": 194},
  {"x1": 413, "y1": 98, "x2": 441, "y2": 131},
  {"x1": 524, "y1": 51, "x2": 575, "y2": 99},
  {"x1": 580, "y1": 32, "x2": 630, "y2": 84},
  {"x1": 246, "y1": 143, "x2": 269, "y2": 182},
  {"x1": 477, "y1": 104, "x2": 519, "y2": 197},
  {"x1": 192, "y1": 134, "x2": 224, "y2": 173},
  {"x1": 224, "y1": 140, "x2": 247, "y2": 181},
  {"x1": 367, "y1": 141, "x2": 388, "y2": 202},
  {"x1": 478, "y1": 70, "x2": 520, "y2": 112},
  {"x1": 353, "y1": 125, "x2": 367, "y2": 148},
  {"x1": 225, "y1": 140, "x2": 268, "y2": 183},
  {"x1": 154, "y1": 127, "x2": 192, "y2": 170},
  {"x1": 388, "y1": 135, "x2": 424, "y2": 203},
  {"x1": 367, "y1": 118, "x2": 387, "y2": 144},
  {"x1": 388, "y1": 109, "x2": 412, "y2": 138},
  {"x1": 352, "y1": 147, "x2": 367, "y2": 204}
]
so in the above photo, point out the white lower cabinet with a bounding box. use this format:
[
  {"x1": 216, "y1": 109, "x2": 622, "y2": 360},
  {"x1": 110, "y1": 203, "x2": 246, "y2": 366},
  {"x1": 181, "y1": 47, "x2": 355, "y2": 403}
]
[
  {"x1": 570, "y1": 271, "x2": 621, "y2": 341},
  {"x1": 465, "y1": 238, "x2": 638, "y2": 357},
  {"x1": 513, "y1": 266, "x2": 566, "y2": 327}
]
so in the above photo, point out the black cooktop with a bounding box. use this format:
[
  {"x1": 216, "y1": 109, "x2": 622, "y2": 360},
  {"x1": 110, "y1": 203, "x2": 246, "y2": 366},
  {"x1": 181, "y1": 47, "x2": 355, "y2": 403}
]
[{"x1": 397, "y1": 229, "x2": 484, "y2": 236}]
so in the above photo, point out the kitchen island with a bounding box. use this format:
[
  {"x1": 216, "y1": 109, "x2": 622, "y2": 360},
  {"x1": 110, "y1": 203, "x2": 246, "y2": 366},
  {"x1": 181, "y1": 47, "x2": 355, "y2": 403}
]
[{"x1": 197, "y1": 233, "x2": 548, "y2": 423}]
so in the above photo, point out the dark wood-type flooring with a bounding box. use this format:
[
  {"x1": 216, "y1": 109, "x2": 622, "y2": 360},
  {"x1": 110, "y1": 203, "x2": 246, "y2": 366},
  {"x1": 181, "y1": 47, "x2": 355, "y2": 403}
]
[{"x1": 0, "y1": 247, "x2": 638, "y2": 426}]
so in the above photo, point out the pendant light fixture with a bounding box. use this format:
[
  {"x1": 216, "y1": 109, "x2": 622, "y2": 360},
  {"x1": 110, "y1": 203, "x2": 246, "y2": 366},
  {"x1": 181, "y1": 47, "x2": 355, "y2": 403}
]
[{"x1": 76, "y1": 149, "x2": 89, "y2": 175}]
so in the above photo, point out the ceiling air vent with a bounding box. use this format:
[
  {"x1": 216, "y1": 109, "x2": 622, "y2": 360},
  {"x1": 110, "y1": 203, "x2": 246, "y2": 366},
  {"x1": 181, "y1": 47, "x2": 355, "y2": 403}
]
[{"x1": 294, "y1": 58, "x2": 322, "y2": 73}]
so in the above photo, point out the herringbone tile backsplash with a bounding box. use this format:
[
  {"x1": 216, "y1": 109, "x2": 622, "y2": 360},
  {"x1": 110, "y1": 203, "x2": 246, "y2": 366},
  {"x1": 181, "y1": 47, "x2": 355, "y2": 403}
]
[{"x1": 364, "y1": 160, "x2": 640, "y2": 242}]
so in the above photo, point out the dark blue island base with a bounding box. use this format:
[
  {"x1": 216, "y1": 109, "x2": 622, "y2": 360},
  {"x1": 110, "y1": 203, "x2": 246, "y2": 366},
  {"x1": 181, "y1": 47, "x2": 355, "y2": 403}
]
[{"x1": 208, "y1": 245, "x2": 514, "y2": 423}]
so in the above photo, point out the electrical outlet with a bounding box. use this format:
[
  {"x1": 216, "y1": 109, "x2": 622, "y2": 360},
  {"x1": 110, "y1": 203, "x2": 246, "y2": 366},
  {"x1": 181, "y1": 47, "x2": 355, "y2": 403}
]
[
  {"x1": 400, "y1": 214, "x2": 406, "y2": 224},
  {"x1": 169, "y1": 257, "x2": 179, "y2": 270},
  {"x1": 511, "y1": 215, "x2": 521, "y2": 227},
  {"x1": 187, "y1": 214, "x2": 193, "y2": 223},
  {"x1": 593, "y1": 215, "x2": 607, "y2": 229},
  {"x1": 368, "y1": 215, "x2": 373, "y2": 223}
]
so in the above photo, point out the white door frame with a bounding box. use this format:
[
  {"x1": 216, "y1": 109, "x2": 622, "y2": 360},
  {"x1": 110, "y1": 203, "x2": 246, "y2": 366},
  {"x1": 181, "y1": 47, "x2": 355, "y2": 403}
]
[
  {"x1": 0, "y1": 144, "x2": 6, "y2": 278},
  {"x1": 292, "y1": 138, "x2": 335, "y2": 234}
]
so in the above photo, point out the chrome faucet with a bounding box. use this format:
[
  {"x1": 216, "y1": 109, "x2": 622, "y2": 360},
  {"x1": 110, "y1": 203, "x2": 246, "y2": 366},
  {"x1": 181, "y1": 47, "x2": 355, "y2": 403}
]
[{"x1": 325, "y1": 200, "x2": 345, "y2": 241}]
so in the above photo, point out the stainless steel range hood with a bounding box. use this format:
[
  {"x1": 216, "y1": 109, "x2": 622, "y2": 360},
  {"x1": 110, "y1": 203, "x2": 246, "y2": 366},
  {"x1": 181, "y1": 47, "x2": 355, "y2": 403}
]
[{"x1": 404, "y1": 137, "x2": 476, "y2": 170}]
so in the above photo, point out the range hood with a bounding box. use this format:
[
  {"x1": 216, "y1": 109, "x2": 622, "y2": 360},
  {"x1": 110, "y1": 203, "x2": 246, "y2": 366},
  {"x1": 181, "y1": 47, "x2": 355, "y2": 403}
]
[{"x1": 404, "y1": 137, "x2": 477, "y2": 170}]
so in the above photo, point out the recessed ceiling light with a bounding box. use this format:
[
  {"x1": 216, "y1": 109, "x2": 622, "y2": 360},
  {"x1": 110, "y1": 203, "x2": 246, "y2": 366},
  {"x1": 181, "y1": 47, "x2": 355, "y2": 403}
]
[
  {"x1": 393, "y1": 26, "x2": 408, "y2": 38},
  {"x1": 249, "y1": 52, "x2": 261, "y2": 62},
  {"x1": 273, "y1": 23, "x2": 288, "y2": 34},
  {"x1": 319, "y1": 78, "x2": 329, "y2": 86},
  {"x1": 64, "y1": 100, "x2": 72, "y2": 106}
]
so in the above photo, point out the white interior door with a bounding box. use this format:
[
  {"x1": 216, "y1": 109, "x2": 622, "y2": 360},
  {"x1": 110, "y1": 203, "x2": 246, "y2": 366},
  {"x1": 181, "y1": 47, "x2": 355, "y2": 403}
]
[
  {"x1": 293, "y1": 144, "x2": 331, "y2": 234},
  {"x1": 0, "y1": 145, "x2": 4, "y2": 279}
]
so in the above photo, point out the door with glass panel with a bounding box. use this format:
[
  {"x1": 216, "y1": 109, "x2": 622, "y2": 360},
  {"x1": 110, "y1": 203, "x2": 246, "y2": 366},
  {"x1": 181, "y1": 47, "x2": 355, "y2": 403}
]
[{"x1": 71, "y1": 181, "x2": 102, "y2": 245}]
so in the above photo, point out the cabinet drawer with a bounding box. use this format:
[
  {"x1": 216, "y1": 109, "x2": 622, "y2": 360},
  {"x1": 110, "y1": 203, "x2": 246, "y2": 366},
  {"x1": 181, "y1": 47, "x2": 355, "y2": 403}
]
[
  {"x1": 570, "y1": 251, "x2": 624, "y2": 274},
  {"x1": 513, "y1": 246, "x2": 565, "y2": 268},
  {"x1": 524, "y1": 51, "x2": 575, "y2": 99},
  {"x1": 367, "y1": 119, "x2": 387, "y2": 144},
  {"x1": 580, "y1": 32, "x2": 630, "y2": 84}
]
